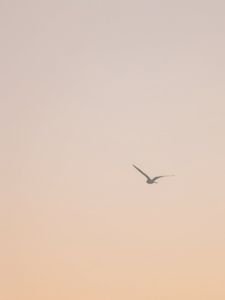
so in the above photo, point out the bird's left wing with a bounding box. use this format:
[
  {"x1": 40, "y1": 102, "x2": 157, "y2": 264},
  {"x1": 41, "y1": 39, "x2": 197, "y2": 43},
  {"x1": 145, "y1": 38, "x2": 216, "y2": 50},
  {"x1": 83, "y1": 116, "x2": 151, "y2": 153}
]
[{"x1": 132, "y1": 165, "x2": 150, "y2": 180}]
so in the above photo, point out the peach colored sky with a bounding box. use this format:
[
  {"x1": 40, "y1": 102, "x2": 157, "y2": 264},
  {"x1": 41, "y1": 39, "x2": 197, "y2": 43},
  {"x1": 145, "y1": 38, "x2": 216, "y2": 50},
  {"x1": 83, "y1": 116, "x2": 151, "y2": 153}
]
[{"x1": 1, "y1": 1, "x2": 225, "y2": 299}]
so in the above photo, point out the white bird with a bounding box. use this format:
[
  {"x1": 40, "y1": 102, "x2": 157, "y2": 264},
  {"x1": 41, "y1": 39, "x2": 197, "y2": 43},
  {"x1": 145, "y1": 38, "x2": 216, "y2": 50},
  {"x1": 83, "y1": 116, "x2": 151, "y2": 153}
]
[{"x1": 132, "y1": 164, "x2": 174, "y2": 184}]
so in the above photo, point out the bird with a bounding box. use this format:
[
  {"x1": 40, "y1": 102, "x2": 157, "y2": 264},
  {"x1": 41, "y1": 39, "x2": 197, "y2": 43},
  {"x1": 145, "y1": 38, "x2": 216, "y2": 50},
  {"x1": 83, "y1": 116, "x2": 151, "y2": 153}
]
[{"x1": 132, "y1": 164, "x2": 174, "y2": 184}]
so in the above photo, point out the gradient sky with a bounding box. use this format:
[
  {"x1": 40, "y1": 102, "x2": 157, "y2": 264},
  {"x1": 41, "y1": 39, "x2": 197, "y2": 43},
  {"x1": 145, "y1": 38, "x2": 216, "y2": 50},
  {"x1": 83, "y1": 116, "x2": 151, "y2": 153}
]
[{"x1": 1, "y1": 1, "x2": 225, "y2": 299}]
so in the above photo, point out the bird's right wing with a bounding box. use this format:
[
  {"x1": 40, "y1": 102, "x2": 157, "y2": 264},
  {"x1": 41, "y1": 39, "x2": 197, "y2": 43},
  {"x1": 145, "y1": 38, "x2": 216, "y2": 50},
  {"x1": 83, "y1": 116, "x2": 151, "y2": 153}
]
[
  {"x1": 152, "y1": 175, "x2": 174, "y2": 181},
  {"x1": 132, "y1": 165, "x2": 150, "y2": 179}
]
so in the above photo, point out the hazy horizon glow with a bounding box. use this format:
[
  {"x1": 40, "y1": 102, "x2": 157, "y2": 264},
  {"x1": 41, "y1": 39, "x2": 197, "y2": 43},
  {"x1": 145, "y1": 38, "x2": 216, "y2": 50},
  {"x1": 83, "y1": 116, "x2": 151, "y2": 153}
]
[{"x1": 1, "y1": 1, "x2": 225, "y2": 299}]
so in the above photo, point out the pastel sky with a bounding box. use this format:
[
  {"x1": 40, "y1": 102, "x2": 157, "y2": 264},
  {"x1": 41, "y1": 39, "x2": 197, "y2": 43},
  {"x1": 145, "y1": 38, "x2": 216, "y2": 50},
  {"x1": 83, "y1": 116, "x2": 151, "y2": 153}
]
[{"x1": 1, "y1": 1, "x2": 225, "y2": 299}]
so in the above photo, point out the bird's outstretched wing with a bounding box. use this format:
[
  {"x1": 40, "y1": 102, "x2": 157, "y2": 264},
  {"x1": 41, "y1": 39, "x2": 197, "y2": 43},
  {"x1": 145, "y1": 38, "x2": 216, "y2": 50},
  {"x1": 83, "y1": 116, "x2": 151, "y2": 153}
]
[
  {"x1": 132, "y1": 165, "x2": 150, "y2": 180},
  {"x1": 152, "y1": 175, "x2": 174, "y2": 181}
]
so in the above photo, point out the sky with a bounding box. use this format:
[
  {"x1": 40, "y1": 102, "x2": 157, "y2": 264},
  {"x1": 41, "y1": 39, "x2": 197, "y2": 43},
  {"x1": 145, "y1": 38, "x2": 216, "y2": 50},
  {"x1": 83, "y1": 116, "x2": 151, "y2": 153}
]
[{"x1": 1, "y1": 0, "x2": 225, "y2": 299}]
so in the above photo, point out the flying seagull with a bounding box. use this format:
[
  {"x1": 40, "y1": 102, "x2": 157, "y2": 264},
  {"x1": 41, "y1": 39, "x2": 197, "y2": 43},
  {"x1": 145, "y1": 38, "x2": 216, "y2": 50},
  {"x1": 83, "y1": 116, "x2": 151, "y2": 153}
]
[{"x1": 132, "y1": 164, "x2": 174, "y2": 184}]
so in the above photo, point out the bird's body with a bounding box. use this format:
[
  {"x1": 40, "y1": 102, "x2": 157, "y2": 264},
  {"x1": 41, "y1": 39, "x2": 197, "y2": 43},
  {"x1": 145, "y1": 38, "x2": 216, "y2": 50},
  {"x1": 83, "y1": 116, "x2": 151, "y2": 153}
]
[
  {"x1": 132, "y1": 164, "x2": 174, "y2": 184},
  {"x1": 146, "y1": 178, "x2": 157, "y2": 184}
]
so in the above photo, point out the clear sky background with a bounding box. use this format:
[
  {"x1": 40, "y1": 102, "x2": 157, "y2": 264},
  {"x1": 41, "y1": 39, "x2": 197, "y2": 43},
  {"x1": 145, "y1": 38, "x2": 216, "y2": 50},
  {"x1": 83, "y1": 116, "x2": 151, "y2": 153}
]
[{"x1": 1, "y1": 0, "x2": 225, "y2": 299}]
